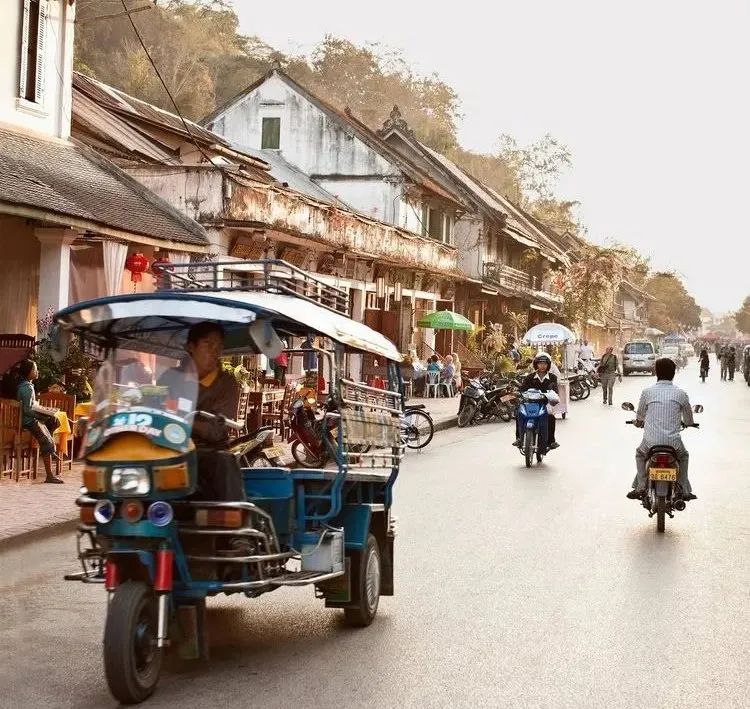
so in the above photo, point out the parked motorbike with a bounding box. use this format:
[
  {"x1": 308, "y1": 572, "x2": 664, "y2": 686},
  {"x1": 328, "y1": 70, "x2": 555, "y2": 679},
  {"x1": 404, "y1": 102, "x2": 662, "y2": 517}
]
[
  {"x1": 289, "y1": 387, "x2": 337, "y2": 466},
  {"x1": 622, "y1": 401, "x2": 703, "y2": 532},
  {"x1": 457, "y1": 376, "x2": 517, "y2": 428},
  {"x1": 577, "y1": 358, "x2": 600, "y2": 389},
  {"x1": 228, "y1": 425, "x2": 285, "y2": 468},
  {"x1": 568, "y1": 373, "x2": 591, "y2": 401},
  {"x1": 515, "y1": 389, "x2": 559, "y2": 467}
]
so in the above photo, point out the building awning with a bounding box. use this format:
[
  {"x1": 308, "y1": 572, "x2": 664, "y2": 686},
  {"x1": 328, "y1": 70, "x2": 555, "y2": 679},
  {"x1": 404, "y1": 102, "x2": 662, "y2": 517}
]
[
  {"x1": 586, "y1": 319, "x2": 605, "y2": 328},
  {"x1": 481, "y1": 286, "x2": 499, "y2": 296},
  {"x1": 530, "y1": 303, "x2": 553, "y2": 313}
]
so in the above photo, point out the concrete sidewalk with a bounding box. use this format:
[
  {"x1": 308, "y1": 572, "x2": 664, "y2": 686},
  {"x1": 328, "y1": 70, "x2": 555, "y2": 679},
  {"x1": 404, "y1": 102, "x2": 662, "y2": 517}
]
[
  {"x1": 405, "y1": 395, "x2": 459, "y2": 431},
  {"x1": 0, "y1": 468, "x2": 81, "y2": 548}
]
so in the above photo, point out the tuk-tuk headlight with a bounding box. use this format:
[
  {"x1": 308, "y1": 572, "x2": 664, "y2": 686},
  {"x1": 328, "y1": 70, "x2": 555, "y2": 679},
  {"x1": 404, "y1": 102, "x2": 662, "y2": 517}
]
[{"x1": 111, "y1": 467, "x2": 150, "y2": 495}]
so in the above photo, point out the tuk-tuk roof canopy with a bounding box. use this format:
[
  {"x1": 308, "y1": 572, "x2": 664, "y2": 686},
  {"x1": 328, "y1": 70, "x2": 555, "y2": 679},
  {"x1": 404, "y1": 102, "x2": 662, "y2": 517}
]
[{"x1": 55, "y1": 290, "x2": 401, "y2": 361}]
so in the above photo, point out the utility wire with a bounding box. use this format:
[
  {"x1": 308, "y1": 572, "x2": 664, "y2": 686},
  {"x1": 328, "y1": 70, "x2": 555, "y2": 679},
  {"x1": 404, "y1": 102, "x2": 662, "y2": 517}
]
[{"x1": 119, "y1": 0, "x2": 218, "y2": 168}]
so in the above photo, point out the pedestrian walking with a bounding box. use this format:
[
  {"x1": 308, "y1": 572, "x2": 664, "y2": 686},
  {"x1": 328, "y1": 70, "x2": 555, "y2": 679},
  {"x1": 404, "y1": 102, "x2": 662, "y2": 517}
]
[
  {"x1": 597, "y1": 346, "x2": 621, "y2": 405},
  {"x1": 727, "y1": 346, "x2": 737, "y2": 381},
  {"x1": 719, "y1": 345, "x2": 728, "y2": 381}
]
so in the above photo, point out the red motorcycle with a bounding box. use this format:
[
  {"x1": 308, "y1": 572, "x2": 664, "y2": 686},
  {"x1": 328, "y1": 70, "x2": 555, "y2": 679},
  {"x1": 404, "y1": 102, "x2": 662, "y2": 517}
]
[{"x1": 289, "y1": 387, "x2": 337, "y2": 467}]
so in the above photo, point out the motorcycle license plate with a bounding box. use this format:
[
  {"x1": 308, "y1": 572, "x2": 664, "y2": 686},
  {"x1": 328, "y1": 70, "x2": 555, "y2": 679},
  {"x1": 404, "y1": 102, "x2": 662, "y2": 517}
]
[
  {"x1": 263, "y1": 446, "x2": 285, "y2": 459},
  {"x1": 649, "y1": 468, "x2": 677, "y2": 481}
]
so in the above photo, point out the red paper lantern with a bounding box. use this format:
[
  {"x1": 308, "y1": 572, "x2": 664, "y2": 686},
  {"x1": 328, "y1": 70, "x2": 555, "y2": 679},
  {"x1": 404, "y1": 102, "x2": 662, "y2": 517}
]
[{"x1": 125, "y1": 252, "x2": 149, "y2": 283}]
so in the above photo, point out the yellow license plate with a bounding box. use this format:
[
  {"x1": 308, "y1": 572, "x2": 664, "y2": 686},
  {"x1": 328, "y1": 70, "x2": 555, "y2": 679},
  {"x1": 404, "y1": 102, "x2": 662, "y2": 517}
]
[
  {"x1": 649, "y1": 468, "x2": 677, "y2": 481},
  {"x1": 264, "y1": 446, "x2": 284, "y2": 459}
]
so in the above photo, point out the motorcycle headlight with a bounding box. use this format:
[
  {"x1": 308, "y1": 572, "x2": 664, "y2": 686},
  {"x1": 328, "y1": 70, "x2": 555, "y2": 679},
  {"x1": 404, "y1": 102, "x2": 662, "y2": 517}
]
[{"x1": 111, "y1": 467, "x2": 150, "y2": 496}]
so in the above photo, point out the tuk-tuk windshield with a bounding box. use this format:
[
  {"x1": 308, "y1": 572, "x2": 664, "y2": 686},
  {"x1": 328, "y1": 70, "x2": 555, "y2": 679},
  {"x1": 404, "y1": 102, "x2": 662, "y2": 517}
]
[{"x1": 91, "y1": 350, "x2": 199, "y2": 428}]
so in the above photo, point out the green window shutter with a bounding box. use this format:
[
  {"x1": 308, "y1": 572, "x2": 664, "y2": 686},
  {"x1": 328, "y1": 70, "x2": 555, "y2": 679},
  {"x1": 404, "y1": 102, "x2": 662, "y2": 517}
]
[{"x1": 261, "y1": 117, "x2": 280, "y2": 149}]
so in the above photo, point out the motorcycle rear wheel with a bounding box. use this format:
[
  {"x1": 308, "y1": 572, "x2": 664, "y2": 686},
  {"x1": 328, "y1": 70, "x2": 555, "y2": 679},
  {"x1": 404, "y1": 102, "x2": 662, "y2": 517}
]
[
  {"x1": 656, "y1": 495, "x2": 666, "y2": 533},
  {"x1": 291, "y1": 440, "x2": 324, "y2": 467},
  {"x1": 524, "y1": 430, "x2": 534, "y2": 468}
]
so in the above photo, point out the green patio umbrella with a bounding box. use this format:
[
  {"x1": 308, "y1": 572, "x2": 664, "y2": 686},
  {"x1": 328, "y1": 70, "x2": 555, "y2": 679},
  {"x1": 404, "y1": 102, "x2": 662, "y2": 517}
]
[{"x1": 417, "y1": 310, "x2": 474, "y2": 331}]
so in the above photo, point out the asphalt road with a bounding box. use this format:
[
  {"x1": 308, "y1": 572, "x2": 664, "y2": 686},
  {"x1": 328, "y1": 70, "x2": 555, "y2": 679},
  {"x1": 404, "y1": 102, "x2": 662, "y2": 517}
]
[{"x1": 1, "y1": 358, "x2": 748, "y2": 708}]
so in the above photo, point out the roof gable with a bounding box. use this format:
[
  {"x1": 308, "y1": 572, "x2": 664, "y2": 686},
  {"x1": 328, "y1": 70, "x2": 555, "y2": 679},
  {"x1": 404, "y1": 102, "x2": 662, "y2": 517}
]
[{"x1": 204, "y1": 68, "x2": 465, "y2": 208}]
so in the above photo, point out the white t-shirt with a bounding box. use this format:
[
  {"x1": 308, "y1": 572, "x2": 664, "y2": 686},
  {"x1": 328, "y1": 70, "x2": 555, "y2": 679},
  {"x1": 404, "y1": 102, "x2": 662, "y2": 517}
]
[{"x1": 579, "y1": 345, "x2": 595, "y2": 360}]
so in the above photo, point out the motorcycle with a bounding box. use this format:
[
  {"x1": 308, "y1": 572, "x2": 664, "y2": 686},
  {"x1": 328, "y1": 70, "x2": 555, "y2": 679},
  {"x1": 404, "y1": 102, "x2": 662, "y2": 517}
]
[
  {"x1": 457, "y1": 376, "x2": 517, "y2": 428},
  {"x1": 228, "y1": 425, "x2": 285, "y2": 468},
  {"x1": 568, "y1": 373, "x2": 591, "y2": 401},
  {"x1": 622, "y1": 401, "x2": 703, "y2": 532},
  {"x1": 515, "y1": 389, "x2": 559, "y2": 468},
  {"x1": 288, "y1": 386, "x2": 337, "y2": 467},
  {"x1": 577, "y1": 358, "x2": 600, "y2": 389}
]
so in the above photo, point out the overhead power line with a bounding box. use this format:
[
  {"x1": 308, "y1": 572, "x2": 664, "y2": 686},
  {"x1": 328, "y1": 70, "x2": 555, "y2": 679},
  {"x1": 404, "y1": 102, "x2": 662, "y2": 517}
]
[{"x1": 118, "y1": 0, "x2": 217, "y2": 167}]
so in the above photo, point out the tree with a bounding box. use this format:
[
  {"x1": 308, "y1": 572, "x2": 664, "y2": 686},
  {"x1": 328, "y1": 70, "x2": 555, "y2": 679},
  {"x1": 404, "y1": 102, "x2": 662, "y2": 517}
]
[
  {"x1": 643, "y1": 272, "x2": 702, "y2": 332},
  {"x1": 735, "y1": 296, "x2": 750, "y2": 334},
  {"x1": 560, "y1": 245, "x2": 630, "y2": 329}
]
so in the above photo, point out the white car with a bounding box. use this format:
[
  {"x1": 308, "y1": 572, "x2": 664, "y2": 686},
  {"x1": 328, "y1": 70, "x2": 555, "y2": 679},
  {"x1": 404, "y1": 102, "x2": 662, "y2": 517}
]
[{"x1": 622, "y1": 340, "x2": 656, "y2": 375}]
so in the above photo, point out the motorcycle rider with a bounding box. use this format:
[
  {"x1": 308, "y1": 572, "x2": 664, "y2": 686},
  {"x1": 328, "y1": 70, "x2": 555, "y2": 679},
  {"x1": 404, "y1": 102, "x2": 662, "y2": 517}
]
[
  {"x1": 626, "y1": 357, "x2": 697, "y2": 502},
  {"x1": 513, "y1": 352, "x2": 559, "y2": 450}
]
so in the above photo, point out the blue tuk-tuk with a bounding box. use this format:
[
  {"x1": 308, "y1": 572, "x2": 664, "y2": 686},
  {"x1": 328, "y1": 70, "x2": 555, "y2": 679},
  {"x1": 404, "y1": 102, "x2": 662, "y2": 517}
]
[{"x1": 57, "y1": 260, "x2": 404, "y2": 704}]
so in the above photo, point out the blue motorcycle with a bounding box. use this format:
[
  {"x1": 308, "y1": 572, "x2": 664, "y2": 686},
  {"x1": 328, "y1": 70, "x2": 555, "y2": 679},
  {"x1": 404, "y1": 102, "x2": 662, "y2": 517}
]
[{"x1": 516, "y1": 389, "x2": 551, "y2": 467}]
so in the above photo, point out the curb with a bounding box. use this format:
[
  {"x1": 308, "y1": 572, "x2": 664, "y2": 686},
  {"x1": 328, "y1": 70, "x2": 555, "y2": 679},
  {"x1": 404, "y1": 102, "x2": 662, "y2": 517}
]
[
  {"x1": 0, "y1": 517, "x2": 78, "y2": 552},
  {"x1": 433, "y1": 416, "x2": 457, "y2": 433}
]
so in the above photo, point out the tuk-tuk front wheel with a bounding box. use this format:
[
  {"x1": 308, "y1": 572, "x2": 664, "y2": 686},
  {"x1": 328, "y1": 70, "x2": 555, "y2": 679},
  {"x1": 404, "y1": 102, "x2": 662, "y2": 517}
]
[
  {"x1": 343, "y1": 534, "x2": 381, "y2": 627},
  {"x1": 104, "y1": 580, "x2": 163, "y2": 705}
]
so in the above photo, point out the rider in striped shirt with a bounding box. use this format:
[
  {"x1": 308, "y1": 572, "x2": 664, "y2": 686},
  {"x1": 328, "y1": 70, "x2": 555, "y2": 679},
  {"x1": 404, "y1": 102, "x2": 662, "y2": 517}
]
[{"x1": 626, "y1": 358, "x2": 697, "y2": 501}]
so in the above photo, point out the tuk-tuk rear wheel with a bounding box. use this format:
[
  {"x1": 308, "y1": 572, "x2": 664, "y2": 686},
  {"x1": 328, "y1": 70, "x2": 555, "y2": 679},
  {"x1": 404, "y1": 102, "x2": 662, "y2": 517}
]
[
  {"x1": 104, "y1": 580, "x2": 163, "y2": 705},
  {"x1": 343, "y1": 534, "x2": 381, "y2": 627}
]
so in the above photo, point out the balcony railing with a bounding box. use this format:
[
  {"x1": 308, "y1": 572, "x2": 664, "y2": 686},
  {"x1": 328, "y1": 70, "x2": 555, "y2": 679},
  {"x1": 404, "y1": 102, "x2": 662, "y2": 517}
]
[{"x1": 483, "y1": 262, "x2": 533, "y2": 292}]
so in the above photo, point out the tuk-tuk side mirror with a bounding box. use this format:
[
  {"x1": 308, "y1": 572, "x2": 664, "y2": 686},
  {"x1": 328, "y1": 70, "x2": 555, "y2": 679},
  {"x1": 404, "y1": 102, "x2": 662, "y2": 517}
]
[
  {"x1": 621, "y1": 402, "x2": 635, "y2": 411},
  {"x1": 248, "y1": 320, "x2": 283, "y2": 359},
  {"x1": 693, "y1": 404, "x2": 704, "y2": 414}
]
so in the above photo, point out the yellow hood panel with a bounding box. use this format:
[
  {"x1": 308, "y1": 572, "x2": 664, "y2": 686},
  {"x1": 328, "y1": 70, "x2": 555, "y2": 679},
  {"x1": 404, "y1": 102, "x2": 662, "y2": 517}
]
[{"x1": 88, "y1": 432, "x2": 194, "y2": 462}]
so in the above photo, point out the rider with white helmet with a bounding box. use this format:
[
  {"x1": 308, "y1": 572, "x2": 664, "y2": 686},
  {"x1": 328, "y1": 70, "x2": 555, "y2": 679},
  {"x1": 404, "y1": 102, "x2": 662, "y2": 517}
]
[{"x1": 513, "y1": 352, "x2": 560, "y2": 450}]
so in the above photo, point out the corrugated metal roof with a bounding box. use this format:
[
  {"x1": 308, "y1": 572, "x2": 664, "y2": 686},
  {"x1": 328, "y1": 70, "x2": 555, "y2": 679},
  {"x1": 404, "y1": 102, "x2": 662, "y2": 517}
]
[
  {"x1": 74, "y1": 72, "x2": 222, "y2": 147},
  {"x1": 234, "y1": 145, "x2": 352, "y2": 208},
  {"x1": 0, "y1": 126, "x2": 208, "y2": 246}
]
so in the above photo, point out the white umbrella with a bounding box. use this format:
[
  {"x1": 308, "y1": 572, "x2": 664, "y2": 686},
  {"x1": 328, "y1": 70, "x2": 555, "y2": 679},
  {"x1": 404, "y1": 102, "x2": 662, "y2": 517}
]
[{"x1": 522, "y1": 322, "x2": 577, "y2": 344}]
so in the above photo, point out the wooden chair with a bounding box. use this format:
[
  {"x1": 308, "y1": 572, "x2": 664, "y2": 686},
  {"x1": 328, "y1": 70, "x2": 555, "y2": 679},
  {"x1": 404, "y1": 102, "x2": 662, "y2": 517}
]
[
  {"x1": 260, "y1": 389, "x2": 285, "y2": 435},
  {"x1": 0, "y1": 398, "x2": 36, "y2": 481},
  {"x1": 0, "y1": 398, "x2": 18, "y2": 480},
  {"x1": 279, "y1": 385, "x2": 295, "y2": 441},
  {"x1": 39, "y1": 391, "x2": 76, "y2": 470},
  {"x1": 229, "y1": 389, "x2": 250, "y2": 440}
]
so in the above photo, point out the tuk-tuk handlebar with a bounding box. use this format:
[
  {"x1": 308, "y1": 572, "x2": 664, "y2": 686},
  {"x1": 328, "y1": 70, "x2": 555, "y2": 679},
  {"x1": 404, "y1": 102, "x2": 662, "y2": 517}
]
[{"x1": 192, "y1": 410, "x2": 245, "y2": 432}]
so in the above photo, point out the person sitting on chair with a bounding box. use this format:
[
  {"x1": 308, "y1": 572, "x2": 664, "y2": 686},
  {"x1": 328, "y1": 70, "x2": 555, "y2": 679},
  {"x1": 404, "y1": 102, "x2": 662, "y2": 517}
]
[
  {"x1": 159, "y1": 322, "x2": 242, "y2": 500},
  {"x1": 16, "y1": 360, "x2": 64, "y2": 484}
]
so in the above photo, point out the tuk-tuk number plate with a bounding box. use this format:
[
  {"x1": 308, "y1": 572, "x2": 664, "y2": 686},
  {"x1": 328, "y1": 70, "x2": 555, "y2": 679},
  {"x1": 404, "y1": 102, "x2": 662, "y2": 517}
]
[
  {"x1": 649, "y1": 468, "x2": 677, "y2": 481},
  {"x1": 263, "y1": 446, "x2": 284, "y2": 459}
]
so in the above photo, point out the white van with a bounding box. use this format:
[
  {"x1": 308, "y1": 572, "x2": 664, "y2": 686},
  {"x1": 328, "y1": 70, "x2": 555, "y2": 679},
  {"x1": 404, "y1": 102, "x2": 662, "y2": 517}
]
[{"x1": 622, "y1": 340, "x2": 656, "y2": 375}]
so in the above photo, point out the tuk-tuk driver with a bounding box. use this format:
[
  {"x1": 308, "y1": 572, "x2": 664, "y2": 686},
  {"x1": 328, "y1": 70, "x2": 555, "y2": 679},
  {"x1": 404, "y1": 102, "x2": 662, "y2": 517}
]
[{"x1": 159, "y1": 322, "x2": 243, "y2": 500}]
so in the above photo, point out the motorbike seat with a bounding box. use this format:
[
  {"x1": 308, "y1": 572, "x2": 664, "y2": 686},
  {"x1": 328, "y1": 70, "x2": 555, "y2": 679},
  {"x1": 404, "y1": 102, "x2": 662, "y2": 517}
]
[
  {"x1": 646, "y1": 445, "x2": 678, "y2": 457},
  {"x1": 406, "y1": 403, "x2": 426, "y2": 410}
]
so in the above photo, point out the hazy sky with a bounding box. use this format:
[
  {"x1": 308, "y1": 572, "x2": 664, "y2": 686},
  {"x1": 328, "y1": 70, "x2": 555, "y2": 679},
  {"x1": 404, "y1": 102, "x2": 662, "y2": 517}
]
[{"x1": 232, "y1": 0, "x2": 749, "y2": 313}]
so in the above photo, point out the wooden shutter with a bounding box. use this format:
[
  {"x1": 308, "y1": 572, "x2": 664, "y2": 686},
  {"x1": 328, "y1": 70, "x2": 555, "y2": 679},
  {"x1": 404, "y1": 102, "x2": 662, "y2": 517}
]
[
  {"x1": 34, "y1": 0, "x2": 48, "y2": 104},
  {"x1": 261, "y1": 117, "x2": 280, "y2": 149},
  {"x1": 18, "y1": 0, "x2": 31, "y2": 98}
]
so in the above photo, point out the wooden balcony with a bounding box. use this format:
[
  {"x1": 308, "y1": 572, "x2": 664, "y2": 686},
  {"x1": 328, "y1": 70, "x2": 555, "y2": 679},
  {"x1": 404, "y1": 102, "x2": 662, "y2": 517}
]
[{"x1": 483, "y1": 262, "x2": 533, "y2": 292}]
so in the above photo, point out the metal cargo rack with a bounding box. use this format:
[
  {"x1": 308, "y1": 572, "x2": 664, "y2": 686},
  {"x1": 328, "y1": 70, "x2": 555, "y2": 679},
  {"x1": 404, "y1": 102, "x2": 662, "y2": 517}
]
[{"x1": 153, "y1": 258, "x2": 350, "y2": 316}]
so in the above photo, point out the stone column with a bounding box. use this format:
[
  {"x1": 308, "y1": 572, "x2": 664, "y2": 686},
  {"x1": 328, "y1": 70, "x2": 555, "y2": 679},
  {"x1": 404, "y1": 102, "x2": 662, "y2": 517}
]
[{"x1": 35, "y1": 228, "x2": 78, "y2": 321}]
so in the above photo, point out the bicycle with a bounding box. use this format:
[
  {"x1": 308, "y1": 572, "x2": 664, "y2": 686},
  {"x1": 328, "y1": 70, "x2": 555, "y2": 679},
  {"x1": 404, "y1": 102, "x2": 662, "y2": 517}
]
[{"x1": 401, "y1": 405, "x2": 434, "y2": 450}]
